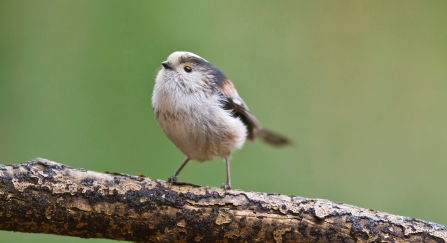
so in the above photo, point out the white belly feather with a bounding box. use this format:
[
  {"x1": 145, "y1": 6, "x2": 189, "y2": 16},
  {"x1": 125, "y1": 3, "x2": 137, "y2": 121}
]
[{"x1": 152, "y1": 84, "x2": 247, "y2": 161}]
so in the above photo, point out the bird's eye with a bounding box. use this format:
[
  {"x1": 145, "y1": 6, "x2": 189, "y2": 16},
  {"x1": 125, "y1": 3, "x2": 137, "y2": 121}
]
[{"x1": 184, "y1": 65, "x2": 192, "y2": 73}]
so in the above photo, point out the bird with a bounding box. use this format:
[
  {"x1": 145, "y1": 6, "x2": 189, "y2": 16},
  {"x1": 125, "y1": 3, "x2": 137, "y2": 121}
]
[{"x1": 152, "y1": 51, "x2": 290, "y2": 189}]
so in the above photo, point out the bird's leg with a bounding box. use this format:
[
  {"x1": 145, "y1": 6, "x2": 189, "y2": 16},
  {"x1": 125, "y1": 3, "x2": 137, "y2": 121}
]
[
  {"x1": 168, "y1": 157, "x2": 189, "y2": 183},
  {"x1": 221, "y1": 156, "x2": 231, "y2": 190}
]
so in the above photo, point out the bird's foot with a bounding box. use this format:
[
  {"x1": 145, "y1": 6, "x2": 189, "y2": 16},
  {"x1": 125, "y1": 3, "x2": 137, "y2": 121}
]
[
  {"x1": 221, "y1": 183, "x2": 231, "y2": 190},
  {"x1": 168, "y1": 175, "x2": 177, "y2": 183}
]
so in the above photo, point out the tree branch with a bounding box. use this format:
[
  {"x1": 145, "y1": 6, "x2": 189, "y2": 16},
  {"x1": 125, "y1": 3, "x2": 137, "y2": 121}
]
[{"x1": 0, "y1": 158, "x2": 446, "y2": 242}]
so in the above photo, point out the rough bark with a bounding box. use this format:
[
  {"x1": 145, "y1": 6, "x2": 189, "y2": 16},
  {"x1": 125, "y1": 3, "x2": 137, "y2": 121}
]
[{"x1": 0, "y1": 158, "x2": 446, "y2": 243}]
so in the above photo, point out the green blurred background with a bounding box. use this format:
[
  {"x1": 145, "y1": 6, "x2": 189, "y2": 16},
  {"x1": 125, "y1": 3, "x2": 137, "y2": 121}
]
[{"x1": 1, "y1": 1, "x2": 447, "y2": 242}]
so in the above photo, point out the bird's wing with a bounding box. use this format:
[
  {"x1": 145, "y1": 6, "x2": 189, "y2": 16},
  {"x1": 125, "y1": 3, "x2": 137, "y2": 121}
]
[
  {"x1": 217, "y1": 78, "x2": 261, "y2": 140},
  {"x1": 217, "y1": 78, "x2": 290, "y2": 146}
]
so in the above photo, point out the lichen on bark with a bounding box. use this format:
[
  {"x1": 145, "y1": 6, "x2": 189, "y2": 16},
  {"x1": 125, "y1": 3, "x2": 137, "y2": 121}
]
[{"x1": 0, "y1": 158, "x2": 446, "y2": 242}]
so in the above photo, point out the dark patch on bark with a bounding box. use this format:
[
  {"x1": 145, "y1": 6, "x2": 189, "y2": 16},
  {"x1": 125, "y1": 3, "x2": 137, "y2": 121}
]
[
  {"x1": 310, "y1": 227, "x2": 323, "y2": 241},
  {"x1": 324, "y1": 226, "x2": 338, "y2": 242},
  {"x1": 298, "y1": 221, "x2": 308, "y2": 236},
  {"x1": 347, "y1": 216, "x2": 369, "y2": 240},
  {"x1": 1, "y1": 159, "x2": 446, "y2": 242}
]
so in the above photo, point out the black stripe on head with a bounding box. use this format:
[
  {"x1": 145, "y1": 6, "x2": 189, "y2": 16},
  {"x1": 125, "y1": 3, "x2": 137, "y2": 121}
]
[
  {"x1": 208, "y1": 64, "x2": 227, "y2": 88},
  {"x1": 178, "y1": 54, "x2": 228, "y2": 88},
  {"x1": 178, "y1": 55, "x2": 207, "y2": 66}
]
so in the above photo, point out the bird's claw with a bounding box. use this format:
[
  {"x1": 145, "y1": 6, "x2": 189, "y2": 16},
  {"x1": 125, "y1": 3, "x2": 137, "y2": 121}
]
[
  {"x1": 221, "y1": 183, "x2": 231, "y2": 190},
  {"x1": 168, "y1": 175, "x2": 177, "y2": 183}
]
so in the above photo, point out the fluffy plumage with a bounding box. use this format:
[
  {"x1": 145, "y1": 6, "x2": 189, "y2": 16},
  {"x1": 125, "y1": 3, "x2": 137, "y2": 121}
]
[{"x1": 152, "y1": 51, "x2": 289, "y2": 189}]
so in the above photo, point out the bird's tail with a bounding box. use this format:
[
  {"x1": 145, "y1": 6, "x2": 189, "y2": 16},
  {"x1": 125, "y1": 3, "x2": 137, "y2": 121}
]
[{"x1": 256, "y1": 129, "x2": 291, "y2": 147}]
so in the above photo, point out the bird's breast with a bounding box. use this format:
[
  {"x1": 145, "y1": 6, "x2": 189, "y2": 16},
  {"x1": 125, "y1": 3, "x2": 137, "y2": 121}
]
[{"x1": 154, "y1": 99, "x2": 247, "y2": 161}]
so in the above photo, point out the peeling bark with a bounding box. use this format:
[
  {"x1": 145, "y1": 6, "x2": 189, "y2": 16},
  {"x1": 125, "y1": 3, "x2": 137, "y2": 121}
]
[{"x1": 0, "y1": 158, "x2": 446, "y2": 242}]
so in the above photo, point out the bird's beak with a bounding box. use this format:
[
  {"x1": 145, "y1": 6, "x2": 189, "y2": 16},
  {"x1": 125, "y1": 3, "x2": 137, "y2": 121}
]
[{"x1": 162, "y1": 61, "x2": 172, "y2": 70}]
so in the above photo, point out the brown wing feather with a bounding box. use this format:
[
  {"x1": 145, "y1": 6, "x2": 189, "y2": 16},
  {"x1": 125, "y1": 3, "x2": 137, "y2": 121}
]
[{"x1": 222, "y1": 97, "x2": 261, "y2": 140}]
